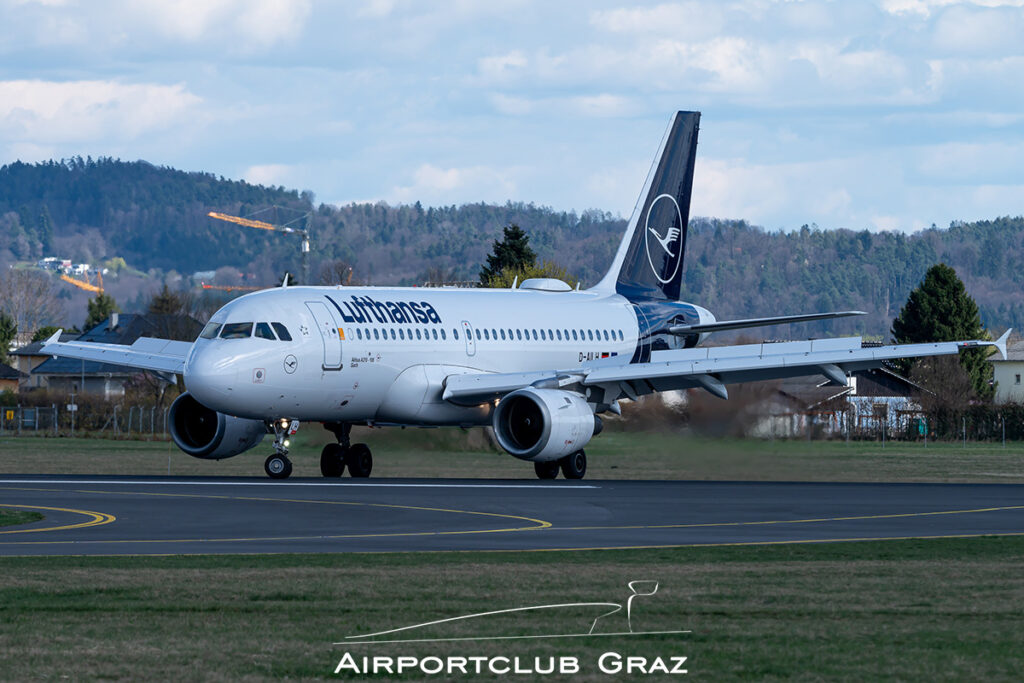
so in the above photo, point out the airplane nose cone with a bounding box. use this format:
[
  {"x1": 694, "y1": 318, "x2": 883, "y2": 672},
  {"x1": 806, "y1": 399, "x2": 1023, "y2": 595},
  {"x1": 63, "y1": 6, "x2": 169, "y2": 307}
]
[{"x1": 184, "y1": 344, "x2": 236, "y2": 410}]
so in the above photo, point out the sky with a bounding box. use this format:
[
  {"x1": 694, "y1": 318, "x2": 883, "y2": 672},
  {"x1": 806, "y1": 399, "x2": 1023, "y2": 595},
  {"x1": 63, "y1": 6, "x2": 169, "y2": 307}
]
[{"x1": 1, "y1": 0, "x2": 1022, "y2": 233}]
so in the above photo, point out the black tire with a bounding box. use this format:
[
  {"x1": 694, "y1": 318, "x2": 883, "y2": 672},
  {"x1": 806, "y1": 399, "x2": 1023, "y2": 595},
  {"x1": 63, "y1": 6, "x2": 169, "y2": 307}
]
[
  {"x1": 560, "y1": 450, "x2": 587, "y2": 480},
  {"x1": 347, "y1": 443, "x2": 373, "y2": 478},
  {"x1": 534, "y1": 461, "x2": 560, "y2": 479},
  {"x1": 320, "y1": 443, "x2": 346, "y2": 477},
  {"x1": 265, "y1": 454, "x2": 292, "y2": 479}
]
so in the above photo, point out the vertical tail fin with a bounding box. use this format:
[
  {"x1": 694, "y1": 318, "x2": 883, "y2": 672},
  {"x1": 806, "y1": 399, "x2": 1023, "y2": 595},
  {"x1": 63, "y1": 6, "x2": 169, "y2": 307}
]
[{"x1": 593, "y1": 111, "x2": 700, "y2": 301}]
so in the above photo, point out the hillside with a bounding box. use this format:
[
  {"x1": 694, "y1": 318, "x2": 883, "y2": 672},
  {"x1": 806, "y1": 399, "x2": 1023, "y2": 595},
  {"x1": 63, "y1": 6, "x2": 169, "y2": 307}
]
[{"x1": 1, "y1": 158, "x2": 1021, "y2": 337}]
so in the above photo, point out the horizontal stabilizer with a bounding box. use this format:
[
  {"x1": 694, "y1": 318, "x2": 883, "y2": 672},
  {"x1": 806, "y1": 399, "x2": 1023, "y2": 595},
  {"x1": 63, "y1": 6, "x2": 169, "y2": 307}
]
[{"x1": 669, "y1": 310, "x2": 866, "y2": 336}]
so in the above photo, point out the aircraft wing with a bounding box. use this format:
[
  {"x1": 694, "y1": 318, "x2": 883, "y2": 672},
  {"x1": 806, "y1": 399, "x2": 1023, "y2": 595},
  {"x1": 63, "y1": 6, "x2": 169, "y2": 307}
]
[
  {"x1": 442, "y1": 331, "x2": 1009, "y2": 405},
  {"x1": 39, "y1": 330, "x2": 191, "y2": 375},
  {"x1": 668, "y1": 310, "x2": 866, "y2": 335}
]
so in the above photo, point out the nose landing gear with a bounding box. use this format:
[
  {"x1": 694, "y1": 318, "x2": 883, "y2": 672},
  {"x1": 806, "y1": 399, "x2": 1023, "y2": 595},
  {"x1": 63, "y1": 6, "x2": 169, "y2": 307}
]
[
  {"x1": 265, "y1": 419, "x2": 299, "y2": 479},
  {"x1": 322, "y1": 422, "x2": 373, "y2": 478}
]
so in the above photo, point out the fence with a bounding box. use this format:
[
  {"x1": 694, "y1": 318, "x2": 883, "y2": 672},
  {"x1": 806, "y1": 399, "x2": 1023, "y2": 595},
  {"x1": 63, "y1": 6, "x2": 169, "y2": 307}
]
[{"x1": 0, "y1": 403, "x2": 171, "y2": 439}]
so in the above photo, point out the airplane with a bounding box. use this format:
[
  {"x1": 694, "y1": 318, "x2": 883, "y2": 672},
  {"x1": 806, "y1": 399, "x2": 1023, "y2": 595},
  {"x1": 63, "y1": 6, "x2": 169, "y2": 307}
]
[{"x1": 41, "y1": 111, "x2": 1008, "y2": 480}]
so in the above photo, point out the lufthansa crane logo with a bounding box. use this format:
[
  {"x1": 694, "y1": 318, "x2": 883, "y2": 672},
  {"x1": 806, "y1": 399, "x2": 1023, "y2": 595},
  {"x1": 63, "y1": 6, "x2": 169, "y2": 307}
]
[{"x1": 644, "y1": 193, "x2": 684, "y2": 285}]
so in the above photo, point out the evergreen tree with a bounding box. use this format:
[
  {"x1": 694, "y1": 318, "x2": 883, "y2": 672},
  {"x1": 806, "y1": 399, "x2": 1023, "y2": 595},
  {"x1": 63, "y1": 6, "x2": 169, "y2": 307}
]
[
  {"x1": 0, "y1": 312, "x2": 15, "y2": 364},
  {"x1": 148, "y1": 284, "x2": 183, "y2": 315},
  {"x1": 479, "y1": 224, "x2": 536, "y2": 285},
  {"x1": 30, "y1": 325, "x2": 60, "y2": 343},
  {"x1": 891, "y1": 263, "x2": 992, "y2": 399},
  {"x1": 85, "y1": 293, "x2": 120, "y2": 331}
]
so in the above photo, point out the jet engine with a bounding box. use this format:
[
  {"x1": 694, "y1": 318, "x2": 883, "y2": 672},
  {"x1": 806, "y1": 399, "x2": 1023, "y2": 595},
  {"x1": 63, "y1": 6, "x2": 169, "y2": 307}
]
[
  {"x1": 492, "y1": 388, "x2": 598, "y2": 462},
  {"x1": 169, "y1": 392, "x2": 267, "y2": 460}
]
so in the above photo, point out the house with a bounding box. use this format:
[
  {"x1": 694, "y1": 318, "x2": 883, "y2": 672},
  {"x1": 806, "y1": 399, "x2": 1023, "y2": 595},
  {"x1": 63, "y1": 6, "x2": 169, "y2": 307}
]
[
  {"x1": 990, "y1": 340, "x2": 1024, "y2": 404},
  {"x1": 13, "y1": 312, "x2": 201, "y2": 398},
  {"x1": 750, "y1": 375, "x2": 852, "y2": 438},
  {"x1": 848, "y1": 367, "x2": 926, "y2": 436},
  {"x1": 0, "y1": 361, "x2": 26, "y2": 393},
  {"x1": 8, "y1": 332, "x2": 80, "y2": 389}
]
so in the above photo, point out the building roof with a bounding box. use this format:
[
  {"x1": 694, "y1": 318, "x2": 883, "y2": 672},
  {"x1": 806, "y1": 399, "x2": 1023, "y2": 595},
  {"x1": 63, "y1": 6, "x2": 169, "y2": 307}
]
[
  {"x1": 0, "y1": 361, "x2": 28, "y2": 381},
  {"x1": 30, "y1": 313, "x2": 201, "y2": 377},
  {"x1": 9, "y1": 333, "x2": 79, "y2": 357},
  {"x1": 776, "y1": 375, "x2": 852, "y2": 410},
  {"x1": 992, "y1": 340, "x2": 1024, "y2": 362}
]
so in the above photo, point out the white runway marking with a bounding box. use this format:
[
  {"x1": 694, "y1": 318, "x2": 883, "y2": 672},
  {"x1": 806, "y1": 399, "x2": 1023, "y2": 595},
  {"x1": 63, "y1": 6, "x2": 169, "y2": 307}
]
[{"x1": 0, "y1": 479, "x2": 599, "y2": 490}]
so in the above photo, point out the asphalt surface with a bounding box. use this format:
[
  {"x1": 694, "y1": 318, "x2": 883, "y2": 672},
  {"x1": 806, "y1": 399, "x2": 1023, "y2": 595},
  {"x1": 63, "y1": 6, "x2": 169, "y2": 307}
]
[{"x1": 1, "y1": 475, "x2": 1023, "y2": 556}]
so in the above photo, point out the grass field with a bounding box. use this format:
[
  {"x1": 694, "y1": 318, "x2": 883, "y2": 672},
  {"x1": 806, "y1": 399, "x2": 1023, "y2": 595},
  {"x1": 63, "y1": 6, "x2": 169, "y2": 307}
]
[
  {"x1": 2, "y1": 429, "x2": 1024, "y2": 482},
  {"x1": 0, "y1": 507, "x2": 43, "y2": 528},
  {"x1": 1, "y1": 538, "x2": 1023, "y2": 680}
]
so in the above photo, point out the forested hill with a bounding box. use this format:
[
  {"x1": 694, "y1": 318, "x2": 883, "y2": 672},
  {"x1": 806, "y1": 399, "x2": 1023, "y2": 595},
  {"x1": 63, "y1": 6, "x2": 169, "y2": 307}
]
[{"x1": 1, "y1": 157, "x2": 1022, "y2": 337}]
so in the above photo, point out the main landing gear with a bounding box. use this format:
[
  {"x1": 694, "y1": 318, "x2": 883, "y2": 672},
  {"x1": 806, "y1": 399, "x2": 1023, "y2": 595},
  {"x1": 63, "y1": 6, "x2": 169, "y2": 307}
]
[
  {"x1": 265, "y1": 418, "x2": 299, "y2": 479},
  {"x1": 534, "y1": 450, "x2": 587, "y2": 480},
  {"x1": 321, "y1": 422, "x2": 373, "y2": 478}
]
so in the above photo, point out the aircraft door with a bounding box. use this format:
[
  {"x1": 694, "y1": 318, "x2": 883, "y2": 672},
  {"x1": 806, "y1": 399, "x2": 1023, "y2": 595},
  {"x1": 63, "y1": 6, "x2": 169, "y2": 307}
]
[
  {"x1": 461, "y1": 320, "x2": 476, "y2": 357},
  {"x1": 305, "y1": 301, "x2": 344, "y2": 370}
]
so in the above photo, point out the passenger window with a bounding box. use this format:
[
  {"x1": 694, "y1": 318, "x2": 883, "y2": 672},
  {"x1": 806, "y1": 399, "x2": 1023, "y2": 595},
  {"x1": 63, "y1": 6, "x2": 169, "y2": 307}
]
[
  {"x1": 483, "y1": 329, "x2": 489, "y2": 340},
  {"x1": 603, "y1": 330, "x2": 609, "y2": 341},
  {"x1": 432, "y1": 329, "x2": 438, "y2": 340},
  {"x1": 220, "y1": 322, "x2": 253, "y2": 339},
  {"x1": 453, "y1": 329, "x2": 459, "y2": 340},
  {"x1": 390, "y1": 329, "x2": 396, "y2": 340},
  {"x1": 255, "y1": 322, "x2": 276, "y2": 340},
  {"x1": 491, "y1": 328, "x2": 497, "y2": 339},
  {"x1": 516, "y1": 329, "x2": 522, "y2": 341},
  {"x1": 571, "y1": 329, "x2": 578, "y2": 341},
  {"x1": 271, "y1": 323, "x2": 292, "y2": 341},
  {"x1": 500, "y1": 329, "x2": 506, "y2": 341},
  {"x1": 441, "y1": 329, "x2": 447, "y2": 340},
  {"x1": 373, "y1": 328, "x2": 379, "y2": 340},
  {"x1": 555, "y1": 330, "x2": 561, "y2": 340},
  {"x1": 475, "y1": 329, "x2": 481, "y2": 340},
  {"x1": 563, "y1": 329, "x2": 569, "y2": 339},
  {"x1": 587, "y1": 330, "x2": 594, "y2": 341},
  {"x1": 532, "y1": 330, "x2": 538, "y2": 340},
  {"x1": 416, "y1": 329, "x2": 422, "y2": 340},
  {"x1": 199, "y1": 322, "x2": 221, "y2": 339},
  {"x1": 398, "y1": 329, "x2": 405, "y2": 340},
  {"x1": 357, "y1": 329, "x2": 363, "y2": 340}
]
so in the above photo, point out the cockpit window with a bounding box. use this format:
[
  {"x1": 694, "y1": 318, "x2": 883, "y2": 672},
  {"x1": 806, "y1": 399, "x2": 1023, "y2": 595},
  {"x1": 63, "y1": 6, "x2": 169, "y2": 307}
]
[
  {"x1": 255, "y1": 322, "x2": 276, "y2": 340},
  {"x1": 220, "y1": 322, "x2": 253, "y2": 339},
  {"x1": 271, "y1": 322, "x2": 292, "y2": 341},
  {"x1": 199, "y1": 322, "x2": 221, "y2": 339}
]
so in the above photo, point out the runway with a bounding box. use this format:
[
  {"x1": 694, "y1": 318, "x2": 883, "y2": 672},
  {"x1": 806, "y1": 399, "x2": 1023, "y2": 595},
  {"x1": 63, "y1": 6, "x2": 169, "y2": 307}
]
[{"x1": 2, "y1": 475, "x2": 1024, "y2": 556}]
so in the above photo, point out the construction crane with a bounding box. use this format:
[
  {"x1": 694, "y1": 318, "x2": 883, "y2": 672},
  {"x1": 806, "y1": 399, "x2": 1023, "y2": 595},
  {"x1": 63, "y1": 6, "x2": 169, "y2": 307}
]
[
  {"x1": 199, "y1": 282, "x2": 261, "y2": 293},
  {"x1": 60, "y1": 270, "x2": 104, "y2": 294},
  {"x1": 207, "y1": 206, "x2": 311, "y2": 284}
]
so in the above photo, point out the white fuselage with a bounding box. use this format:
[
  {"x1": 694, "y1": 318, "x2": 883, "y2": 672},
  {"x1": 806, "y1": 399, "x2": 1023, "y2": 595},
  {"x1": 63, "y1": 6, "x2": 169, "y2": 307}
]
[{"x1": 184, "y1": 285, "x2": 644, "y2": 426}]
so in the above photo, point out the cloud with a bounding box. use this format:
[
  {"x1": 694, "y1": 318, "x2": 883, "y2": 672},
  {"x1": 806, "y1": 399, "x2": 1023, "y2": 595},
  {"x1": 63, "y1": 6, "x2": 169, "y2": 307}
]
[
  {"x1": 131, "y1": 0, "x2": 311, "y2": 44},
  {"x1": 391, "y1": 163, "x2": 518, "y2": 204},
  {"x1": 0, "y1": 80, "x2": 201, "y2": 142},
  {"x1": 589, "y1": 2, "x2": 724, "y2": 40},
  {"x1": 243, "y1": 163, "x2": 294, "y2": 187}
]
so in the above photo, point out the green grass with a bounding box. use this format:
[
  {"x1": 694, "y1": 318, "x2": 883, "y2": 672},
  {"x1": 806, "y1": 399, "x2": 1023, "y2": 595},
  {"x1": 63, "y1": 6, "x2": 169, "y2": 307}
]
[
  {"x1": 2, "y1": 538, "x2": 1024, "y2": 680},
  {"x1": 2, "y1": 429, "x2": 1024, "y2": 482},
  {"x1": 0, "y1": 507, "x2": 43, "y2": 528}
]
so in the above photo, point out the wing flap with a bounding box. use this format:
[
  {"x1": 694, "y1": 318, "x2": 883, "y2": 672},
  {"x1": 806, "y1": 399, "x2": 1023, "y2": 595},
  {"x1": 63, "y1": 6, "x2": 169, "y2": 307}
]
[
  {"x1": 668, "y1": 310, "x2": 866, "y2": 335},
  {"x1": 40, "y1": 331, "x2": 190, "y2": 374}
]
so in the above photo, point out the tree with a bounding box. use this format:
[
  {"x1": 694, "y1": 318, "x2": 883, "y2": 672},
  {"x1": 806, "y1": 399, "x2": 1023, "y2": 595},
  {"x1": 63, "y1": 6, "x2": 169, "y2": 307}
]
[
  {"x1": 31, "y1": 325, "x2": 60, "y2": 343},
  {"x1": 148, "y1": 284, "x2": 184, "y2": 315},
  {"x1": 484, "y1": 260, "x2": 581, "y2": 290},
  {"x1": 0, "y1": 270, "x2": 63, "y2": 340},
  {"x1": 85, "y1": 293, "x2": 120, "y2": 331},
  {"x1": 891, "y1": 263, "x2": 992, "y2": 399},
  {"x1": 479, "y1": 224, "x2": 536, "y2": 285},
  {"x1": 0, "y1": 312, "x2": 15, "y2": 363}
]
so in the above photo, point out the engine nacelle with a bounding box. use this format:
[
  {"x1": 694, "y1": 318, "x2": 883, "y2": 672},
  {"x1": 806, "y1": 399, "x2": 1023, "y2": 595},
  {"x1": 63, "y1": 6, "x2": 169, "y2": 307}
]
[
  {"x1": 492, "y1": 388, "x2": 597, "y2": 462},
  {"x1": 169, "y1": 392, "x2": 267, "y2": 460}
]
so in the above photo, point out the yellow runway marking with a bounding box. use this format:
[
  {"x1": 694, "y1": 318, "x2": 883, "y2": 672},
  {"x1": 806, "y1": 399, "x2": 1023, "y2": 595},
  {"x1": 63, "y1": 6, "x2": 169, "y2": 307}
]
[
  {"x1": 0, "y1": 486, "x2": 548, "y2": 546},
  {"x1": 0, "y1": 504, "x2": 116, "y2": 535}
]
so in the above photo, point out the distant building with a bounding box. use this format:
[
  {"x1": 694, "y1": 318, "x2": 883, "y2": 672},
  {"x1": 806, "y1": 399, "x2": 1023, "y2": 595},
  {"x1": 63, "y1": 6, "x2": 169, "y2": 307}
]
[
  {"x1": 0, "y1": 361, "x2": 26, "y2": 393},
  {"x1": 991, "y1": 340, "x2": 1024, "y2": 404},
  {"x1": 848, "y1": 367, "x2": 925, "y2": 435},
  {"x1": 11, "y1": 312, "x2": 201, "y2": 398},
  {"x1": 751, "y1": 375, "x2": 852, "y2": 438}
]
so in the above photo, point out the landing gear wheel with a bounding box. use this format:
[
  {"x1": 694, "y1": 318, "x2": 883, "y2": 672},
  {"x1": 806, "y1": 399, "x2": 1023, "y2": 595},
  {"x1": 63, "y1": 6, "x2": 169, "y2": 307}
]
[
  {"x1": 265, "y1": 454, "x2": 293, "y2": 479},
  {"x1": 320, "y1": 443, "x2": 346, "y2": 478},
  {"x1": 346, "y1": 443, "x2": 373, "y2": 478},
  {"x1": 560, "y1": 450, "x2": 587, "y2": 480},
  {"x1": 534, "y1": 461, "x2": 560, "y2": 479}
]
